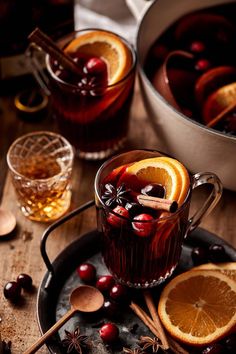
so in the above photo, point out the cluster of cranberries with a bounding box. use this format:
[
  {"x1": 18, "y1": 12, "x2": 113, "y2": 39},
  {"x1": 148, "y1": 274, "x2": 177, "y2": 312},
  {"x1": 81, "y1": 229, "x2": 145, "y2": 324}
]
[
  {"x1": 77, "y1": 262, "x2": 129, "y2": 344},
  {"x1": 191, "y1": 243, "x2": 227, "y2": 265},
  {"x1": 3, "y1": 273, "x2": 33, "y2": 302},
  {"x1": 53, "y1": 54, "x2": 108, "y2": 97},
  {"x1": 103, "y1": 182, "x2": 166, "y2": 238}
]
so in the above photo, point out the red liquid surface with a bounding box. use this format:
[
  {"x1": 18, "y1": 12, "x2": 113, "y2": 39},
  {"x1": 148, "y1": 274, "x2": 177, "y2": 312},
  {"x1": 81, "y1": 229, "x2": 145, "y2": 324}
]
[
  {"x1": 50, "y1": 49, "x2": 135, "y2": 155},
  {"x1": 97, "y1": 163, "x2": 190, "y2": 288}
]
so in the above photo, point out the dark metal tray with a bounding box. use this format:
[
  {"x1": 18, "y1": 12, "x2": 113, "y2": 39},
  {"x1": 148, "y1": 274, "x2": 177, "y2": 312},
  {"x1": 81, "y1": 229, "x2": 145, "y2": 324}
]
[{"x1": 37, "y1": 201, "x2": 236, "y2": 353}]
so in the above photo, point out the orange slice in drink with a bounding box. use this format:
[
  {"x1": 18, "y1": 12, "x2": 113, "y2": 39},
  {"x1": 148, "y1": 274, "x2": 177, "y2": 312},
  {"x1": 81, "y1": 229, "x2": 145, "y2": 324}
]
[
  {"x1": 65, "y1": 30, "x2": 132, "y2": 85},
  {"x1": 157, "y1": 157, "x2": 190, "y2": 205},
  {"x1": 158, "y1": 269, "x2": 236, "y2": 346},
  {"x1": 121, "y1": 157, "x2": 189, "y2": 205}
]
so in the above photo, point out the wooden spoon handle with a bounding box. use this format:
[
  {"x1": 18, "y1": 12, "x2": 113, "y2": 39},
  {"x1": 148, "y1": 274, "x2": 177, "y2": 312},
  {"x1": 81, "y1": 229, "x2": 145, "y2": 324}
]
[{"x1": 23, "y1": 308, "x2": 75, "y2": 354}]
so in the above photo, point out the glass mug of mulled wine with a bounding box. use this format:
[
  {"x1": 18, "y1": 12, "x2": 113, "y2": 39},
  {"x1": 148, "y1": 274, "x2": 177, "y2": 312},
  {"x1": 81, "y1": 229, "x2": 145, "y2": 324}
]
[
  {"x1": 95, "y1": 150, "x2": 222, "y2": 288},
  {"x1": 27, "y1": 28, "x2": 136, "y2": 160}
]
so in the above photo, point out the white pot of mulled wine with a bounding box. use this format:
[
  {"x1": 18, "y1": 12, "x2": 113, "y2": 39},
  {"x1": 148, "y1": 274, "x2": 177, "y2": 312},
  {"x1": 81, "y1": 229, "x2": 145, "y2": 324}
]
[
  {"x1": 95, "y1": 150, "x2": 222, "y2": 288},
  {"x1": 126, "y1": 0, "x2": 236, "y2": 191}
]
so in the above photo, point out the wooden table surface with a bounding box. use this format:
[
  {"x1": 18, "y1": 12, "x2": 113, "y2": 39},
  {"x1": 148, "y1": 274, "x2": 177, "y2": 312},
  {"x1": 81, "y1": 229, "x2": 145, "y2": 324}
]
[{"x1": 0, "y1": 81, "x2": 236, "y2": 353}]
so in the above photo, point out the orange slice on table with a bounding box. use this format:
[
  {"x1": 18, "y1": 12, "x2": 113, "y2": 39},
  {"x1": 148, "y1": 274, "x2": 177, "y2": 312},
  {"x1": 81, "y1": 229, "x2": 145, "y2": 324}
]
[
  {"x1": 65, "y1": 30, "x2": 132, "y2": 85},
  {"x1": 158, "y1": 269, "x2": 236, "y2": 346},
  {"x1": 192, "y1": 262, "x2": 236, "y2": 282},
  {"x1": 122, "y1": 157, "x2": 190, "y2": 206}
]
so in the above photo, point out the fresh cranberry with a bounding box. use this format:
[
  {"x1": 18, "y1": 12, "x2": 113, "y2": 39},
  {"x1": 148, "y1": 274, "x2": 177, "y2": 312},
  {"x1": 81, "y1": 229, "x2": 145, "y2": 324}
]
[
  {"x1": 190, "y1": 41, "x2": 206, "y2": 53},
  {"x1": 84, "y1": 57, "x2": 107, "y2": 76},
  {"x1": 96, "y1": 275, "x2": 115, "y2": 293},
  {"x1": 208, "y1": 244, "x2": 226, "y2": 263},
  {"x1": 132, "y1": 214, "x2": 154, "y2": 237},
  {"x1": 77, "y1": 263, "x2": 96, "y2": 283},
  {"x1": 191, "y1": 246, "x2": 208, "y2": 265},
  {"x1": 110, "y1": 284, "x2": 127, "y2": 303},
  {"x1": 99, "y1": 323, "x2": 119, "y2": 343},
  {"x1": 201, "y1": 343, "x2": 224, "y2": 354},
  {"x1": 141, "y1": 183, "x2": 166, "y2": 198},
  {"x1": 3, "y1": 281, "x2": 21, "y2": 301},
  {"x1": 17, "y1": 273, "x2": 33, "y2": 290},
  {"x1": 103, "y1": 300, "x2": 119, "y2": 318},
  {"x1": 107, "y1": 206, "x2": 129, "y2": 228},
  {"x1": 195, "y1": 58, "x2": 211, "y2": 72}
]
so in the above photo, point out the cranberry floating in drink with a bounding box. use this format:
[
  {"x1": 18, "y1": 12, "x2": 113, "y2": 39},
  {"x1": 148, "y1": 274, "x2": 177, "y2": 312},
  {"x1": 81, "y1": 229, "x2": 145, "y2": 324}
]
[
  {"x1": 29, "y1": 29, "x2": 136, "y2": 160},
  {"x1": 95, "y1": 150, "x2": 222, "y2": 288}
]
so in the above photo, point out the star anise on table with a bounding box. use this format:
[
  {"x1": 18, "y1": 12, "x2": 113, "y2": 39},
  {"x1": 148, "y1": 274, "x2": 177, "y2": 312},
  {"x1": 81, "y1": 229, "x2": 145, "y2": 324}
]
[
  {"x1": 61, "y1": 327, "x2": 90, "y2": 353},
  {"x1": 139, "y1": 336, "x2": 163, "y2": 353},
  {"x1": 123, "y1": 347, "x2": 144, "y2": 354},
  {"x1": 102, "y1": 183, "x2": 130, "y2": 207}
]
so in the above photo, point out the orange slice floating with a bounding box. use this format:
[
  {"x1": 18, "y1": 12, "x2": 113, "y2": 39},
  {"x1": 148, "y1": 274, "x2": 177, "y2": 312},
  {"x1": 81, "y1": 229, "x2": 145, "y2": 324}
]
[
  {"x1": 158, "y1": 269, "x2": 236, "y2": 346},
  {"x1": 123, "y1": 157, "x2": 190, "y2": 206},
  {"x1": 65, "y1": 30, "x2": 132, "y2": 85}
]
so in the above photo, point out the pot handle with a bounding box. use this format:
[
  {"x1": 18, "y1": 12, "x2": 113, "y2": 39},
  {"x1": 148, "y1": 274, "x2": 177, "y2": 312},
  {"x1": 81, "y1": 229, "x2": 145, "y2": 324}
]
[
  {"x1": 186, "y1": 172, "x2": 223, "y2": 235},
  {"x1": 126, "y1": 0, "x2": 153, "y2": 21},
  {"x1": 40, "y1": 200, "x2": 95, "y2": 289}
]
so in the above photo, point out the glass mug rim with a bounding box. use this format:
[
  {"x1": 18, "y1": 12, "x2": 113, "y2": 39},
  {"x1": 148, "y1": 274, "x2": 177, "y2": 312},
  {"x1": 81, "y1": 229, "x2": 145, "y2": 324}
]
[
  {"x1": 7, "y1": 130, "x2": 74, "y2": 182},
  {"x1": 45, "y1": 28, "x2": 137, "y2": 90},
  {"x1": 94, "y1": 149, "x2": 192, "y2": 222}
]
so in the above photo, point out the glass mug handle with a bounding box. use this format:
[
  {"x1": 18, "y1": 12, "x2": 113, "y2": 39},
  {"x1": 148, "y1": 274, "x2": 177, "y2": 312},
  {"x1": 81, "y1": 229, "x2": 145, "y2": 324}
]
[
  {"x1": 25, "y1": 43, "x2": 51, "y2": 96},
  {"x1": 186, "y1": 172, "x2": 223, "y2": 235}
]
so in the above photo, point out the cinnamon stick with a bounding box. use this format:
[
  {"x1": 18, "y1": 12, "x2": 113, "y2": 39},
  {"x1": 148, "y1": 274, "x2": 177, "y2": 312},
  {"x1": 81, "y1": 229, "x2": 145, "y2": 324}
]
[
  {"x1": 207, "y1": 101, "x2": 236, "y2": 128},
  {"x1": 28, "y1": 28, "x2": 82, "y2": 76},
  {"x1": 168, "y1": 337, "x2": 190, "y2": 354},
  {"x1": 143, "y1": 290, "x2": 169, "y2": 350},
  {"x1": 130, "y1": 302, "x2": 160, "y2": 337},
  {"x1": 130, "y1": 301, "x2": 189, "y2": 354},
  {"x1": 137, "y1": 194, "x2": 178, "y2": 213}
]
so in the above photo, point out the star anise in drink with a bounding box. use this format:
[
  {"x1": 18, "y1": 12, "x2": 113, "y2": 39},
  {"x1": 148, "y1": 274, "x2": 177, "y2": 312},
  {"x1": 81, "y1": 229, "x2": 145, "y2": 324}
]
[
  {"x1": 61, "y1": 327, "x2": 90, "y2": 353},
  {"x1": 139, "y1": 336, "x2": 163, "y2": 352},
  {"x1": 102, "y1": 183, "x2": 130, "y2": 207},
  {"x1": 77, "y1": 76, "x2": 105, "y2": 96}
]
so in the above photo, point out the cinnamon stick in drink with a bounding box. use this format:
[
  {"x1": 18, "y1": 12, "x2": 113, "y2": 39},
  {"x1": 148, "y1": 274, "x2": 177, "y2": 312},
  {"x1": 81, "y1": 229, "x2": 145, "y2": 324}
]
[
  {"x1": 137, "y1": 194, "x2": 178, "y2": 212},
  {"x1": 28, "y1": 28, "x2": 82, "y2": 76}
]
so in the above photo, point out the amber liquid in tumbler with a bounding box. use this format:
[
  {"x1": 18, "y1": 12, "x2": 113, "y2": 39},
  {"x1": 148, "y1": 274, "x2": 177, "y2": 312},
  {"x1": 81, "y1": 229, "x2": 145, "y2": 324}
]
[
  {"x1": 15, "y1": 155, "x2": 72, "y2": 221},
  {"x1": 98, "y1": 165, "x2": 190, "y2": 288}
]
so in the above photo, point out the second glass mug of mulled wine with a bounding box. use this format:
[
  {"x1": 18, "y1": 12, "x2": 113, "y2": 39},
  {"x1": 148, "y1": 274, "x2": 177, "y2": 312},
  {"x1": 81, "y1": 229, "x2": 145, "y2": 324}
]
[
  {"x1": 27, "y1": 28, "x2": 137, "y2": 160},
  {"x1": 95, "y1": 150, "x2": 222, "y2": 288}
]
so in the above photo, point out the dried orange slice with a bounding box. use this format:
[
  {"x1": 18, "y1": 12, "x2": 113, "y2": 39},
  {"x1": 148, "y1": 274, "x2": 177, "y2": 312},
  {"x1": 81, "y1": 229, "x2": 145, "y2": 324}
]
[
  {"x1": 157, "y1": 157, "x2": 190, "y2": 205},
  {"x1": 124, "y1": 157, "x2": 183, "y2": 202},
  {"x1": 65, "y1": 30, "x2": 132, "y2": 85},
  {"x1": 192, "y1": 262, "x2": 236, "y2": 282},
  {"x1": 158, "y1": 269, "x2": 236, "y2": 346}
]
